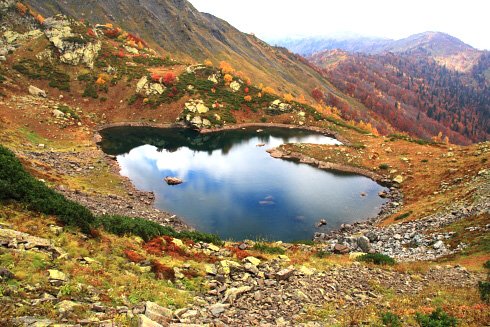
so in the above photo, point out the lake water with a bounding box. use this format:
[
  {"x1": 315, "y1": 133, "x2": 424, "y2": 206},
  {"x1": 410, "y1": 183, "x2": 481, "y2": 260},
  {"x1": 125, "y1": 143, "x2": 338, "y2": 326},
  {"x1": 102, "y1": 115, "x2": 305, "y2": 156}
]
[{"x1": 98, "y1": 126, "x2": 388, "y2": 242}]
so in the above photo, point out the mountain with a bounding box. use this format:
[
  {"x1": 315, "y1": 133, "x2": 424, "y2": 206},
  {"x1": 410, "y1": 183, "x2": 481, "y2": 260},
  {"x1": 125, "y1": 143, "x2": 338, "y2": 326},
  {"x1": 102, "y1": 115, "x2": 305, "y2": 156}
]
[
  {"x1": 23, "y1": 0, "x2": 361, "y2": 107},
  {"x1": 276, "y1": 32, "x2": 483, "y2": 72},
  {"x1": 309, "y1": 49, "x2": 490, "y2": 144}
]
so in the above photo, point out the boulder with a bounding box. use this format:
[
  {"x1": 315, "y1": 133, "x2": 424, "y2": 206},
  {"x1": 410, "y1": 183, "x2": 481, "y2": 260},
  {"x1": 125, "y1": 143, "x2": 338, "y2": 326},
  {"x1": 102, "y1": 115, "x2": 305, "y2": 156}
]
[
  {"x1": 29, "y1": 85, "x2": 47, "y2": 98},
  {"x1": 223, "y1": 285, "x2": 252, "y2": 304},
  {"x1": 275, "y1": 266, "x2": 295, "y2": 281},
  {"x1": 208, "y1": 303, "x2": 229, "y2": 317},
  {"x1": 357, "y1": 236, "x2": 371, "y2": 253},
  {"x1": 164, "y1": 177, "x2": 183, "y2": 185},
  {"x1": 144, "y1": 301, "x2": 172, "y2": 325},
  {"x1": 244, "y1": 256, "x2": 261, "y2": 266},
  {"x1": 393, "y1": 175, "x2": 404, "y2": 184},
  {"x1": 138, "y1": 314, "x2": 162, "y2": 327},
  {"x1": 333, "y1": 243, "x2": 350, "y2": 254},
  {"x1": 52, "y1": 109, "x2": 65, "y2": 118}
]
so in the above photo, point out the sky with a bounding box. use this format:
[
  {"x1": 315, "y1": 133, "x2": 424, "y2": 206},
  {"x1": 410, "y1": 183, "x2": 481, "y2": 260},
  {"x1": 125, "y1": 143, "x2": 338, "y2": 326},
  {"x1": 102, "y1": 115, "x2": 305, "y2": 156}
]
[{"x1": 188, "y1": 0, "x2": 490, "y2": 50}]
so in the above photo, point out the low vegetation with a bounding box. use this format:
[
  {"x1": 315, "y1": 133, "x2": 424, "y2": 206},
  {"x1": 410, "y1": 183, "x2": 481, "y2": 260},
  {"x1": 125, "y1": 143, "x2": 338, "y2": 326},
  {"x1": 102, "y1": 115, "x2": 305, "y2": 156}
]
[{"x1": 357, "y1": 253, "x2": 396, "y2": 265}]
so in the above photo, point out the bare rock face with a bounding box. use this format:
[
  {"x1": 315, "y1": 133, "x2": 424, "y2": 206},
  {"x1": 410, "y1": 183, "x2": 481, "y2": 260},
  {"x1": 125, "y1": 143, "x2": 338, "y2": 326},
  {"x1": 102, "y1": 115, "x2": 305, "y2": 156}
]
[
  {"x1": 43, "y1": 16, "x2": 101, "y2": 68},
  {"x1": 28, "y1": 85, "x2": 47, "y2": 98}
]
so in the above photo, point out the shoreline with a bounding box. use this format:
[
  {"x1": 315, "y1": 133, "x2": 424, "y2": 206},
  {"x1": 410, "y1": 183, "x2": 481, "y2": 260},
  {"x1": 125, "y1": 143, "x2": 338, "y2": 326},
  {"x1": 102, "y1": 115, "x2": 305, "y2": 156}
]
[{"x1": 93, "y1": 121, "x2": 399, "y2": 240}]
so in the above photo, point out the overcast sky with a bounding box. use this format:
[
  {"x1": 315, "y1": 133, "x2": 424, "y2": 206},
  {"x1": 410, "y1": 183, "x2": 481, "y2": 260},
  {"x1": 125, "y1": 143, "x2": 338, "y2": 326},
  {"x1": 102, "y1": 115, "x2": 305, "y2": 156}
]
[{"x1": 188, "y1": 0, "x2": 490, "y2": 50}]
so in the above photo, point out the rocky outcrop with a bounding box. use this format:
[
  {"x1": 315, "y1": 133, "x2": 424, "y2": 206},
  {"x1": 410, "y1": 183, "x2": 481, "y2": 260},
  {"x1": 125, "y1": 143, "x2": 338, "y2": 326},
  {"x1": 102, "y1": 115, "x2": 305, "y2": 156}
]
[
  {"x1": 136, "y1": 76, "x2": 166, "y2": 96},
  {"x1": 267, "y1": 99, "x2": 293, "y2": 114},
  {"x1": 28, "y1": 85, "x2": 47, "y2": 98},
  {"x1": 0, "y1": 228, "x2": 64, "y2": 258},
  {"x1": 182, "y1": 99, "x2": 212, "y2": 129},
  {"x1": 43, "y1": 16, "x2": 101, "y2": 68}
]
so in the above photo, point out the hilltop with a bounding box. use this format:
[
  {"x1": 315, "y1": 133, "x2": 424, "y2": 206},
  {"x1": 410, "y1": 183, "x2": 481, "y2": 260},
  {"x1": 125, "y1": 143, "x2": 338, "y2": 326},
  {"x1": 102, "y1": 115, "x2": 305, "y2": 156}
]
[{"x1": 0, "y1": 1, "x2": 489, "y2": 326}]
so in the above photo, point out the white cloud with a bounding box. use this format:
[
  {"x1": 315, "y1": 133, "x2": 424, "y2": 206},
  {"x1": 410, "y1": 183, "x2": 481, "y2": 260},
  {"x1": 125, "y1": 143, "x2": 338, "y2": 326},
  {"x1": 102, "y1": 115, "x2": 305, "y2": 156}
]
[{"x1": 188, "y1": 0, "x2": 490, "y2": 49}]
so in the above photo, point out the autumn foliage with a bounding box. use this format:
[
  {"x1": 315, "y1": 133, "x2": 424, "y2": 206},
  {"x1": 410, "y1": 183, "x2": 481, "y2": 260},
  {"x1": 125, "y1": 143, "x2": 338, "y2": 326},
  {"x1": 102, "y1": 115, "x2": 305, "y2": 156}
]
[
  {"x1": 223, "y1": 74, "x2": 233, "y2": 85},
  {"x1": 123, "y1": 249, "x2": 145, "y2": 263},
  {"x1": 163, "y1": 72, "x2": 176, "y2": 85},
  {"x1": 283, "y1": 93, "x2": 294, "y2": 103},
  {"x1": 244, "y1": 95, "x2": 252, "y2": 102},
  {"x1": 16, "y1": 2, "x2": 28, "y2": 15},
  {"x1": 219, "y1": 61, "x2": 234, "y2": 74},
  {"x1": 204, "y1": 59, "x2": 213, "y2": 67}
]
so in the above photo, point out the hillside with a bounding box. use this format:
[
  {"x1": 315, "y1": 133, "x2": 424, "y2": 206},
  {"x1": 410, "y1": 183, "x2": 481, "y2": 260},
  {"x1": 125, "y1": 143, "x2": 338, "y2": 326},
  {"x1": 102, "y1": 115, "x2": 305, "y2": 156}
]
[
  {"x1": 22, "y1": 0, "x2": 364, "y2": 108},
  {"x1": 0, "y1": 2, "x2": 489, "y2": 326}
]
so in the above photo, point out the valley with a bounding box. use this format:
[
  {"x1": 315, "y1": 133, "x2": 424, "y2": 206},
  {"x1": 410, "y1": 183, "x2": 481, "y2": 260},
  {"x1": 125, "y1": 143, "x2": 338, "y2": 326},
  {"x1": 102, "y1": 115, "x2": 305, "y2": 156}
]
[{"x1": 0, "y1": 1, "x2": 489, "y2": 326}]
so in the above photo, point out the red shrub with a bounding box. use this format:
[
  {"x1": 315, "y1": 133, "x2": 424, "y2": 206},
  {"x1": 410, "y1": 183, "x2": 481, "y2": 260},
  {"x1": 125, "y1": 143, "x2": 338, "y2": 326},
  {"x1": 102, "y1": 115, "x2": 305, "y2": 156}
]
[
  {"x1": 226, "y1": 246, "x2": 251, "y2": 260},
  {"x1": 87, "y1": 28, "x2": 96, "y2": 38},
  {"x1": 151, "y1": 260, "x2": 174, "y2": 280},
  {"x1": 163, "y1": 72, "x2": 176, "y2": 85},
  {"x1": 124, "y1": 249, "x2": 145, "y2": 263}
]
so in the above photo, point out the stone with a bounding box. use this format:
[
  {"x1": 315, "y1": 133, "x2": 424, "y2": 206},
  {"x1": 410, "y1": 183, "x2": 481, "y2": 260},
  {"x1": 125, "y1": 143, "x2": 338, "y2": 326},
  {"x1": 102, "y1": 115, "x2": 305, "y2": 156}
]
[
  {"x1": 48, "y1": 269, "x2": 66, "y2": 281},
  {"x1": 365, "y1": 231, "x2": 378, "y2": 242},
  {"x1": 0, "y1": 268, "x2": 14, "y2": 280},
  {"x1": 205, "y1": 264, "x2": 217, "y2": 275},
  {"x1": 393, "y1": 175, "x2": 404, "y2": 184},
  {"x1": 275, "y1": 266, "x2": 295, "y2": 281},
  {"x1": 136, "y1": 76, "x2": 149, "y2": 93},
  {"x1": 164, "y1": 177, "x2": 183, "y2": 185},
  {"x1": 144, "y1": 301, "x2": 172, "y2": 325},
  {"x1": 333, "y1": 243, "x2": 350, "y2": 254},
  {"x1": 357, "y1": 236, "x2": 371, "y2": 253},
  {"x1": 207, "y1": 244, "x2": 220, "y2": 252},
  {"x1": 229, "y1": 80, "x2": 241, "y2": 92},
  {"x1": 208, "y1": 303, "x2": 229, "y2": 317},
  {"x1": 223, "y1": 285, "x2": 252, "y2": 304},
  {"x1": 29, "y1": 85, "x2": 47, "y2": 98},
  {"x1": 56, "y1": 300, "x2": 79, "y2": 313},
  {"x1": 138, "y1": 314, "x2": 163, "y2": 327},
  {"x1": 244, "y1": 256, "x2": 261, "y2": 266},
  {"x1": 298, "y1": 266, "x2": 315, "y2": 276},
  {"x1": 433, "y1": 240, "x2": 444, "y2": 249}
]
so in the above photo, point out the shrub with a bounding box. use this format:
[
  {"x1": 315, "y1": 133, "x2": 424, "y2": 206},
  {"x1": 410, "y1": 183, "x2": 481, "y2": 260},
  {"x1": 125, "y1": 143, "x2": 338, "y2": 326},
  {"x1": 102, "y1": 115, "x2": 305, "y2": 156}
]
[
  {"x1": 483, "y1": 260, "x2": 490, "y2": 270},
  {"x1": 0, "y1": 145, "x2": 95, "y2": 233},
  {"x1": 0, "y1": 74, "x2": 5, "y2": 83},
  {"x1": 415, "y1": 307, "x2": 457, "y2": 327},
  {"x1": 314, "y1": 250, "x2": 331, "y2": 258},
  {"x1": 96, "y1": 214, "x2": 222, "y2": 245},
  {"x1": 380, "y1": 311, "x2": 402, "y2": 327},
  {"x1": 57, "y1": 105, "x2": 80, "y2": 120},
  {"x1": 357, "y1": 253, "x2": 396, "y2": 265},
  {"x1": 479, "y1": 281, "x2": 490, "y2": 303},
  {"x1": 82, "y1": 83, "x2": 98, "y2": 98},
  {"x1": 252, "y1": 243, "x2": 286, "y2": 255},
  {"x1": 63, "y1": 36, "x2": 88, "y2": 45},
  {"x1": 379, "y1": 163, "x2": 389, "y2": 170},
  {"x1": 394, "y1": 210, "x2": 413, "y2": 221}
]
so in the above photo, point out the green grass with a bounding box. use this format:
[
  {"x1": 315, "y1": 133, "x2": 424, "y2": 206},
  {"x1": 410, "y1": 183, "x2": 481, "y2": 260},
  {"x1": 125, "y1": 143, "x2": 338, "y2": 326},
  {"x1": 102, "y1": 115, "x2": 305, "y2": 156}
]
[
  {"x1": 394, "y1": 210, "x2": 413, "y2": 221},
  {"x1": 357, "y1": 253, "x2": 395, "y2": 265},
  {"x1": 0, "y1": 145, "x2": 222, "y2": 245},
  {"x1": 252, "y1": 243, "x2": 286, "y2": 255}
]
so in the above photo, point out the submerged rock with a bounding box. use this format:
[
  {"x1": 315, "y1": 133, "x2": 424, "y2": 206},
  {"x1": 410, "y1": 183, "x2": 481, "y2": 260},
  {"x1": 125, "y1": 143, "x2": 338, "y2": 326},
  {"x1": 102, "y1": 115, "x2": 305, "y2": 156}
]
[{"x1": 164, "y1": 177, "x2": 183, "y2": 185}]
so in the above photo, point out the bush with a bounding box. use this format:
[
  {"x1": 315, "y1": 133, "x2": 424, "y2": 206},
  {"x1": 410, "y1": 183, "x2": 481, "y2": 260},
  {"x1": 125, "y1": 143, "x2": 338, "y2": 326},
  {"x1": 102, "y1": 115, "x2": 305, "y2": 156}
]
[
  {"x1": 0, "y1": 145, "x2": 95, "y2": 233},
  {"x1": 380, "y1": 311, "x2": 402, "y2": 327},
  {"x1": 479, "y1": 281, "x2": 490, "y2": 303},
  {"x1": 394, "y1": 210, "x2": 413, "y2": 221},
  {"x1": 415, "y1": 307, "x2": 457, "y2": 327},
  {"x1": 252, "y1": 243, "x2": 286, "y2": 255},
  {"x1": 96, "y1": 214, "x2": 222, "y2": 245},
  {"x1": 83, "y1": 83, "x2": 98, "y2": 99},
  {"x1": 379, "y1": 163, "x2": 389, "y2": 170},
  {"x1": 357, "y1": 253, "x2": 396, "y2": 265},
  {"x1": 0, "y1": 74, "x2": 5, "y2": 83}
]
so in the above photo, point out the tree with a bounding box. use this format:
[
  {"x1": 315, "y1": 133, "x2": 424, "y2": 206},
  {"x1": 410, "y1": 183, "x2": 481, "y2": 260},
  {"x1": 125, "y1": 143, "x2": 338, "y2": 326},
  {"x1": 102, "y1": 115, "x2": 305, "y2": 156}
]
[
  {"x1": 163, "y1": 72, "x2": 176, "y2": 85},
  {"x1": 283, "y1": 93, "x2": 294, "y2": 103},
  {"x1": 223, "y1": 74, "x2": 233, "y2": 85},
  {"x1": 219, "y1": 61, "x2": 234, "y2": 74}
]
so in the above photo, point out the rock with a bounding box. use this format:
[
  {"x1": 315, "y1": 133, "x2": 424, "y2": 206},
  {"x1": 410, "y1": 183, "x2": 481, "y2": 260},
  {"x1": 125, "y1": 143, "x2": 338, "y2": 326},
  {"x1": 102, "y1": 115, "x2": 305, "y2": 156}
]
[
  {"x1": 56, "y1": 300, "x2": 79, "y2": 313},
  {"x1": 333, "y1": 243, "x2": 350, "y2": 254},
  {"x1": 365, "y1": 231, "x2": 378, "y2": 242},
  {"x1": 29, "y1": 85, "x2": 47, "y2": 98},
  {"x1": 0, "y1": 268, "x2": 14, "y2": 280},
  {"x1": 229, "y1": 80, "x2": 241, "y2": 92},
  {"x1": 316, "y1": 219, "x2": 327, "y2": 228},
  {"x1": 244, "y1": 256, "x2": 261, "y2": 266},
  {"x1": 238, "y1": 243, "x2": 248, "y2": 250},
  {"x1": 205, "y1": 264, "x2": 217, "y2": 275},
  {"x1": 223, "y1": 286, "x2": 252, "y2": 304},
  {"x1": 298, "y1": 266, "x2": 315, "y2": 276},
  {"x1": 393, "y1": 175, "x2": 404, "y2": 184},
  {"x1": 164, "y1": 177, "x2": 183, "y2": 185},
  {"x1": 207, "y1": 244, "x2": 220, "y2": 252},
  {"x1": 144, "y1": 301, "x2": 172, "y2": 325},
  {"x1": 138, "y1": 314, "x2": 163, "y2": 327},
  {"x1": 48, "y1": 269, "x2": 66, "y2": 281},
  {"x1": 136, "y1": 76, "x2": 149, "y2": 93},
  {"x1": 208, "y1": 303, "x2": 229, "y2": 317},
  {"x1": 275, "y1": 266, "x2": 295, "y2": 281},
  {"x1": 357, "y1": 236, "x2": 371, "y2": 253},
  {"x1": 433, "y1": 240, "x2": 444, "y2": 249},
  {"x1": 208, "y1": 74, "x2": 219, "y2": 84}
]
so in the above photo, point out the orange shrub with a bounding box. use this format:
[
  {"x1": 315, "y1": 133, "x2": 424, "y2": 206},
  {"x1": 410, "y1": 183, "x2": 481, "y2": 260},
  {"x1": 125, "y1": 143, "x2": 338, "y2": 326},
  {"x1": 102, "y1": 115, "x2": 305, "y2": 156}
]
[
  {"x1": 123, "y1": 249, "x2": 145, "y2": 263},
  {"x1": 262, "y1": 86, "x2": 275, "y2": 95},
  {"x1": 204, "y1": 59, "x2": 213, "y2": 67},
  {"x1": 16, "y1": 2, "x2": 28, "y2": 15},
  {"x1": 35, "y1": 14, "x2": 45, "y2": 25},
  {"x1": 223, "y1": 74, "x2": 233, "y2": 84},
  {"x1": 219, "y1": 61, "x2": 234, "y2": 74},
  {"x1": 244, "y1": 95, "x2": 252, "y2": 102},
  {"x1": 283, "y1": 93, "x2": 294, "y2": 102}
]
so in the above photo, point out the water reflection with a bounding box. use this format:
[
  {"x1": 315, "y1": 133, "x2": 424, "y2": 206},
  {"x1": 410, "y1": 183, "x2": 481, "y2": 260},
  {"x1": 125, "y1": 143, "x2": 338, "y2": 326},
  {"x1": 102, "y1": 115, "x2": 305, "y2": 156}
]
[{"x1": 99, "y1": 127, "x2": 387, "y2": 241}]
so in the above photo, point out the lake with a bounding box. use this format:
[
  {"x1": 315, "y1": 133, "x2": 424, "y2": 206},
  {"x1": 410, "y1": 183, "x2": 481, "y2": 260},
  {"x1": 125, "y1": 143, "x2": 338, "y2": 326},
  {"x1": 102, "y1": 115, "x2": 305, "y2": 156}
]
[{"x1": 98, "y1": 126, "x2": 388, "y2": 242}]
